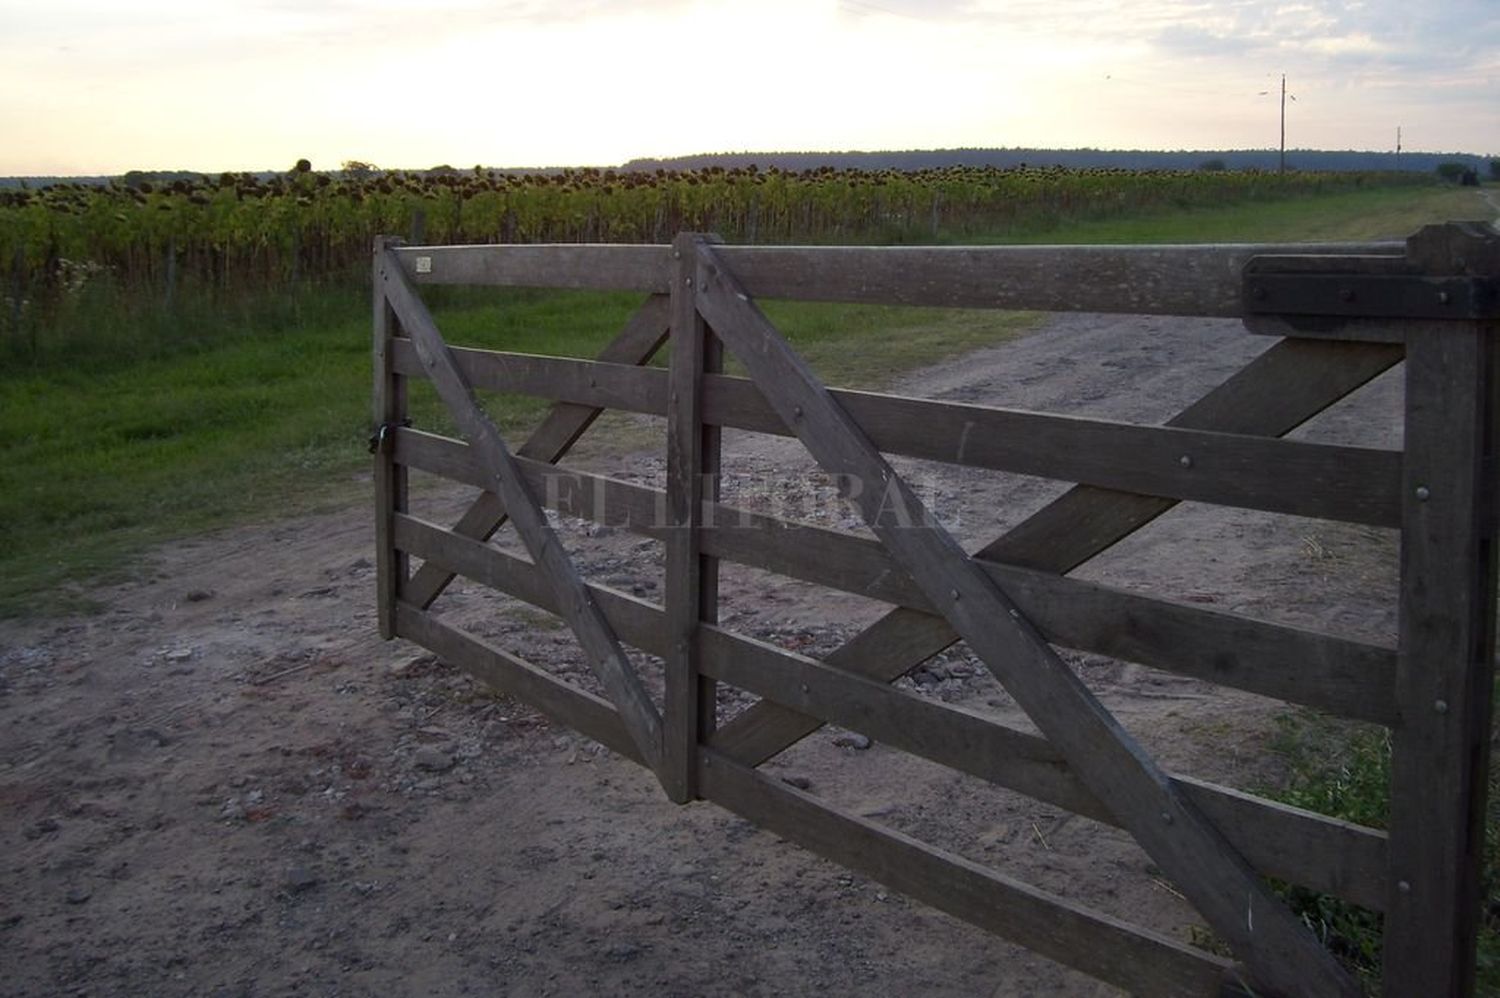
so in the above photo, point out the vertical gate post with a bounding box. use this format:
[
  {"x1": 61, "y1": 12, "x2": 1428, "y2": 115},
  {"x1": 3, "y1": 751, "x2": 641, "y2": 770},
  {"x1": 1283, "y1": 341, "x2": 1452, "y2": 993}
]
[
  {"x1": 1384, "y1": 229, "x2": 1500, "y2": 997},
  {"x1": 664, "y1": 233, "x2": 723, "y2": 803},
  {"x1": 373, "y1": 235, "x2": 409, "y2": 640}
]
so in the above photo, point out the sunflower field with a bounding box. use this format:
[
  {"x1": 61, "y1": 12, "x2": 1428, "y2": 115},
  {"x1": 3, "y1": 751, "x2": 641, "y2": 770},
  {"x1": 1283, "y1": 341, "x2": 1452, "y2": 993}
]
[{"x1": 0, "y1": 162, "x2": 1425, "y2": 364}]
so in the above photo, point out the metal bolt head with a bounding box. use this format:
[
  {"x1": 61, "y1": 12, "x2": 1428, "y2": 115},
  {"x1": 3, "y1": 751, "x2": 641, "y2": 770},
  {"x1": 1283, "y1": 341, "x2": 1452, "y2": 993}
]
[
  {"x1": 1437, "y1": 291, "x2": 1451, "y2": 305},
  {"x1": 1435, "y1": 699, "x2": 1450, "y2": 714},
  {"x1": 800, "y1": 683, "x2": 810, "y2": 695},
  {"x1": 1398, "y1": 880, "x2": 1412, "y2": 894},
  {"x1": 1178, "y1": 455, "x2": 1193, "y2": 469},
  {"x1": 792, "y1": 405, "x2": 804, "y2": 419},
  {"x1": 1161, "y1": 811, "x2": 1174, "y2": 824},
  {"x1": 684, "y1": 276, "x2": 693, "y2": 287},
  {"x1": 951, "y1": 588, "x2": 961, "y2": 601},
  {"x1": 1415, "y1": 485, "x2": 1431, "y2": 501}
]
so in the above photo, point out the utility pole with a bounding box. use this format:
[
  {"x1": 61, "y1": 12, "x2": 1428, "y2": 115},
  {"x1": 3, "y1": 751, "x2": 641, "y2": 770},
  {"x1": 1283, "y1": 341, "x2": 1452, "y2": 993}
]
[
  {"x1": 1260, "y1": 75, "x2": 1296, "y2": 173},
  {"x1": 1279, "y1": 74, "x2": 1287, "y2": 174},
  {"x1": 1396, "y1": 125, "x2": 1402, "y2": 170}
]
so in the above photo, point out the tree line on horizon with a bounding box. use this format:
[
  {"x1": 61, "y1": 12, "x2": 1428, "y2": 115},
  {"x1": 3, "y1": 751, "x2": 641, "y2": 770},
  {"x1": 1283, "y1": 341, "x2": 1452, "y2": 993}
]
[
  {"x1": 4, "y1": 145, "x2": 1494, "y2": 190},
  {"x1": 620, "y1": 146, "x2": 1494, "y2": 176}
]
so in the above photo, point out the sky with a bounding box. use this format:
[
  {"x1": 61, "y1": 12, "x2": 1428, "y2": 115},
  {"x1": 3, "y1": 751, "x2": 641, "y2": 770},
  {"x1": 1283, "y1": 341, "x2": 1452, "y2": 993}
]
[{"x1": 2, "y1": 0, "x2": 1496, "y2": 176}]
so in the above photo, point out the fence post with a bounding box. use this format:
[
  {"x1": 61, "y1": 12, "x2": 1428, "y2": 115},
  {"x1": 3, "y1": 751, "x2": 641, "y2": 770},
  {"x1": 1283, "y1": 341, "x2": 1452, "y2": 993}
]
[
  {"x1": 1383, "y1": 225, "x2": 1500, "y2": 996},
  {"x1": 372, "y1": 235, "x2": 409, "y2": 640},
  {"x1": 663, "y1": 232, "x2": 723, "y2": 803}
]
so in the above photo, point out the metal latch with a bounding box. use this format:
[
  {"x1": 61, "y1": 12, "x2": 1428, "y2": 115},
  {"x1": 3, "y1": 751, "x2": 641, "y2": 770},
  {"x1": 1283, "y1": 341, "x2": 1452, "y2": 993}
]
[
  {"x1": 367, "y1": 419, "x2": 411, "y2": 455},
  {"x1": 1244, "y1": 269, "x2": 1499, "y2": 320}
]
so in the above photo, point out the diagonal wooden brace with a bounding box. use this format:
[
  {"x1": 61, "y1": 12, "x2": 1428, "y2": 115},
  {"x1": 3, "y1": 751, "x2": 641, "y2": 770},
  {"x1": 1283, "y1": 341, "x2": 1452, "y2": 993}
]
[
  {"x1": 691, "y1": 238, "x2": 1359, "y2": 997},
  {"x1": 379, "y1": 252, "x2": 665, "y2": 776},
  {"x1": 713, "y1": 336, "x2": 1402, "y2": 766},
  {"x1": 404, "y1": 294, "x2": 670, "y2": 610}
]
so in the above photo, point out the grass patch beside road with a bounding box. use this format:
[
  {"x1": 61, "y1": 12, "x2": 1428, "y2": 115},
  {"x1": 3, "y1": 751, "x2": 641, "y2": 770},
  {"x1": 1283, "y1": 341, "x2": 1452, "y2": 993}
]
[
  {"x1": 2, "y1": 181, "x2": 1489, "y2": 617},
  {"x1": 985, "y1": 183, "x2": 1492, "y2": 244},
  {"x1": 0, "y1": 285, "x2": 1023, "y2": 616},
  {"x1": 1265, "y1": 707, "x2": 1500, "y2": 991}
]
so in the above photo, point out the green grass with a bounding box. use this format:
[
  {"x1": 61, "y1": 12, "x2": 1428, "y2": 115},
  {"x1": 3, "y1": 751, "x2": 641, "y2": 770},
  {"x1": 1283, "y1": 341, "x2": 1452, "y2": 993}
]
[
  {"x1": 977, "y1": 183, "x2": 1494, "y2": 244},
  {"x1": 0, "y1": 281, "x2": 1027, "y2": 616},
  {"x1": 1265, "y1": 707, "x2": 1500, "y2": 992},
  {"x1": 1, "y1": 180, "x2": 1491, "y2": 617}
]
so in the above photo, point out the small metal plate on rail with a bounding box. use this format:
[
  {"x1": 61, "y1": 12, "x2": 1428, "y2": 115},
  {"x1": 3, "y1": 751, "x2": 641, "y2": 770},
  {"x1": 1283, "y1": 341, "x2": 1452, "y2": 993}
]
[
  {"x1": 1244, "y1": 272, "x2": 1498, "y2": 320},
  {"x1": 415, "y1": 256, "x2": 433, "y2": 275}
]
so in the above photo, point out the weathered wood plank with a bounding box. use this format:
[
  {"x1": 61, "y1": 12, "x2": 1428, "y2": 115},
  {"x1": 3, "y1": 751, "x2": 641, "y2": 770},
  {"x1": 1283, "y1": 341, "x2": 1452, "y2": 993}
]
[
  {"x1": 720, "y1": 242, "x2": 1401, "y2": 315},
  {"x1": 693, "y1": 243, "x2": 1357, "y2": 996},
  {"x1": 696, "y1": 748, "x2": 1241, "y2": 997},
  {"x1": 698, "y1": 625, "x2": 1388, "y2": 911},
  {"x1": 392, "y1": 514, "x2": 665, "y2": 651},
  {"x1": 392, "y1": 430, "x2": 666, "y2": 533},
  {"x1": 703, "y1": 376, "x2": 1401, "y2": 527},
  {"x1": 401, "y1": 294, "x2": 669, "y2": 610},
  {"x1": 393, "y1": 510, "x2": 1388, "y2": 909},
  {"x1": 379, "y1": 251, "x2": 664, "y2": 775},
  {"x1": 393, "y1": 426, "x2": 1396, "y2": 723},
  {"x1": 663, "y1": 233, "x2": 720, "y2": 802},
  {"x1": 372, "y1": 235, "x2": 408, "y2": 640},
  {"x1": 388, "y1": 340, "x2": 1401, "y2": 525},
  {"x1": 700, "y1": 507, "x2": 1397, "y2": 724},
  {"x1": 392, "y1": 243, "x2": 671, "y2": 291},
  {"x1": 1243, "y1": 315, "x2": 1410, "y2": 343},
  {"x1": 388, "y1": 342, "x2": 667, "y2": 416},
  {"x1": 392, "y1": 240, "x2": 1401, "y2": 316},
  {"x1": 714, "y1": 337, "x2": 1403, "y2": 774},
  {"x1": 1383, "y1": 321, "x2": 1500, "y2": 997},
  {"x1": 393, "y1": 603, "x2": 646, "y2": 766},
  {"x1": 993, "y1": 338, "x2": 1404, "y2": 570}
]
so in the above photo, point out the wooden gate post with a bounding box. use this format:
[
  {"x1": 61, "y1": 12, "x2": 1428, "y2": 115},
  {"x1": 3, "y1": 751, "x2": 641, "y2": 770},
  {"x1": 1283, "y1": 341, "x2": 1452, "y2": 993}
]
[
  {"x1": 1385, "y1": 318, "x2": 1499, "y2": 996},
  {"x1": 1384, "y1": 225, "x2": 1500, "y2": 997},
  {"x1": 664, "y1": 233, "x2": 723, "y2": 803},
  {"x1": 372, "y1": 235, "x2": 409, "y2": 639}
]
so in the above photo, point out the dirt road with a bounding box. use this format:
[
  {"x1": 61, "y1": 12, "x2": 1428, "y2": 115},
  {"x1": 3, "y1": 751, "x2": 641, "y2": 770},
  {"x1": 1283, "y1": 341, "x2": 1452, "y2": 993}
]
[{"x1": 0, "y1": 310, "x2": 1400, "y2": 997}]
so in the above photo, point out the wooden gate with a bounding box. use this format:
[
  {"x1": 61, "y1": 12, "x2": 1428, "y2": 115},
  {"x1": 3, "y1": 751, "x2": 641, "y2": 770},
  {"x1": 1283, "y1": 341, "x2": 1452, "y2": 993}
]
[{"x1": 372, "y1": 223, "x2": 1500, "y2": 996}]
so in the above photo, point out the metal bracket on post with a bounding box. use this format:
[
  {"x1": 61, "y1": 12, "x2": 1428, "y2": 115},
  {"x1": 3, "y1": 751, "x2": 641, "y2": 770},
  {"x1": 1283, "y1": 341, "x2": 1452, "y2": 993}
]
[
  {"x1": 1242, "y1": 220, "x2": 1500, "y2": 339},
  {"x1": 367, "y1": 418, "x2": 412, "y2": 456}
]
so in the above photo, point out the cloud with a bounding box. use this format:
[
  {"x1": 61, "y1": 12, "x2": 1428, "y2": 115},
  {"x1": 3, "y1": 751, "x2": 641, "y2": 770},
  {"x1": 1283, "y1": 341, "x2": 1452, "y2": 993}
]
[
  {"x1": 2, "y1": 0, "x2": 1493, "y2": 174},
  {"x1": 1155, "y1": 21, "x2": 1271, "y2": 58},
  {"x1": 1149, "y1": 0, "x2": 1500, "y2": 76}
]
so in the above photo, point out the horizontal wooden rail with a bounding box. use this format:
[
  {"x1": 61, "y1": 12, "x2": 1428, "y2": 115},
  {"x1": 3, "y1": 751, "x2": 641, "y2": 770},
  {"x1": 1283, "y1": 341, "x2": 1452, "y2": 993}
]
[
  {"x1": 394, "y1": 603, "x2": 645, "y2": 766},
  {"x1": 696, "y1": 748, "x2": 1242, "y2": 997},
  {"x1": 389, "y1": 340, "x2": 667, "y2": 412},
  {"x1": 694, "y1": 625, "x2": 1387, "y2": 912},
  {"x1": 378, "y1": 227, "x2": 1500, "y2": 996},
  {"x1": 381, "y1": 250, "x2": 666, "y2": 776},
  {"x1": 393, "y1": 428, "x2": 1398, "y2": 724},
  {"x1": 391, "y1": 241, "x2": 1402, "y2": 317},
  {"x1": 702, "y1": 508, "x2": 1399, "y2": 725},
  {"x1": 391, "y1": 512, "x2": 1388, "y2": 910},
  {"x1": 400, "y1": 292, "x2": 670, "y2": 612},
  {"x1": 389, "y1": 343, "x2": 1403, "y2": 527}
]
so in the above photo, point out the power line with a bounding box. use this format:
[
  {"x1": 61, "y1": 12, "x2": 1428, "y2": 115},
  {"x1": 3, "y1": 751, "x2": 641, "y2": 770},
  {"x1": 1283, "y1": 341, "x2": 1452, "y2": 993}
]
[{"x1": 1258, "y1": 74, "x2": 1296, "y2": 173}]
